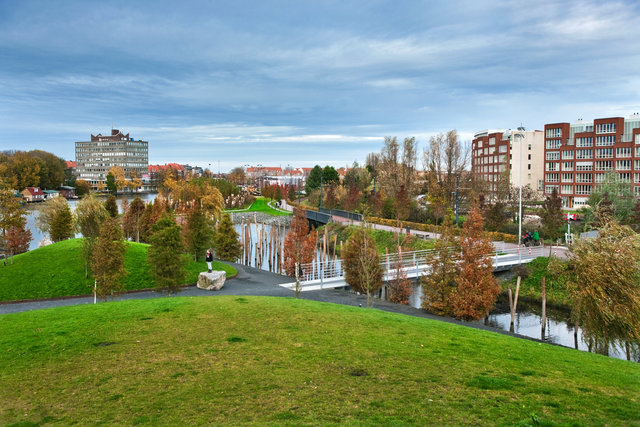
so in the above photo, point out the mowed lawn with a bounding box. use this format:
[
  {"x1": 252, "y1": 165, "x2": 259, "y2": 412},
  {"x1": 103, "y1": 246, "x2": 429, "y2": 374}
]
[
  {"x1": 226, "y1": 196, "x2": 291, "y2": 216},
  {"x1": 0, "y1": 296, "x2": 638, "y2": 425},
  {"x1": 0, "y1": 239, "x2": 237, "y2": 302}
]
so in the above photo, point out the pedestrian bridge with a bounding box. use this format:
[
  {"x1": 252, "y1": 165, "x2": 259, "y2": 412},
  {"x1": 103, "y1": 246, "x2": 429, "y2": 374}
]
[{"x1": 280, "y1": 245, "x2": 547, "y2": 292}]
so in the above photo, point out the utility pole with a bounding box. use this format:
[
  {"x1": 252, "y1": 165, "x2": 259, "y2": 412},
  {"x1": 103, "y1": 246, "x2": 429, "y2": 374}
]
[{"x1": 517, "y1": 125, "x2": 526, "y2": 264}]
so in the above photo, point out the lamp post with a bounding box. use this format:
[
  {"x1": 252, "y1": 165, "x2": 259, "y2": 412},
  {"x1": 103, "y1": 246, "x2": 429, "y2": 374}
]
[{"x1": 516, "y1": 126, "x2": 526, "y2": 264}]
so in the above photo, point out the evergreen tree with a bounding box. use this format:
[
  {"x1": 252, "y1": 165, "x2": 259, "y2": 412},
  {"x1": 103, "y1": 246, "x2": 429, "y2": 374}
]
[
  {"x1": 185, "y1": 207, "x2": 215, "y2": 261},
  {"x1": 49, "y1": 202, "x2": 74, "y2": 242},
  {"x1": 104, "y1": 195, "x2": 118, "y2": 217},
  {"x1": 213, "y1": 213, "x2": 242, "y2": 262},
  {"x1": 105, "y1": 172, "x2": 117, "y2": 195},
  {"x1": 341, "y1": 225, "x2": 383, "y2": 307},
  {"x1": 287, "y1": 185, "x2": 296, "y2": 202},
  {"x1": 90, "y1": 217, "x2": 126, "y2": 300},
  {"x1": 322, "y1": 166, "x2": 340, "y2": 185},
  {"x1": 305, "y1": 165, "x2": 323, "y2": 194},
  {"x1": 148, "y1": 214, "x2": 187, "y2": 295},
  {"x1": 450, "y1": 203, "x2": 500, "y2": 321},
  {"x1": 540, "y1": 188, "x2": 563, "y2": 242}
]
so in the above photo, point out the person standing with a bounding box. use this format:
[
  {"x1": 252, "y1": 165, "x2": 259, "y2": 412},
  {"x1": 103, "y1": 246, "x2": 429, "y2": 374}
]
[{"x1": 206, "y1": 249, "x2": 213, "y2": 273}]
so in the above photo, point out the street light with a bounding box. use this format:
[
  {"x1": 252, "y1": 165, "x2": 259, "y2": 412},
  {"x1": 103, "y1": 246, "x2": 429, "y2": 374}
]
[{"x1": 516, "y1": 125, "x2": 526, "y2": 264}]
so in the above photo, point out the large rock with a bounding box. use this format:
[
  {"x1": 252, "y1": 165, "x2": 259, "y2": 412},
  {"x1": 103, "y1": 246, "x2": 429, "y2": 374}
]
[{"x1": 197, "y1": 271, "x2": 226, "y2": 291}]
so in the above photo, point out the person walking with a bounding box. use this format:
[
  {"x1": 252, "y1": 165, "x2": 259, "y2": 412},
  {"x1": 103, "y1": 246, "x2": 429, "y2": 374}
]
[{"x1": 206, "y1": 249, "x2": 213, "y2": 273}]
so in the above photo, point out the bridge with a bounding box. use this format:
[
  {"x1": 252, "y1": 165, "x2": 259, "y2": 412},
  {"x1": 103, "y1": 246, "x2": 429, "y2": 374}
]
[{"x1": 280, "y1": 245, "x2": 548, "y2": 292}]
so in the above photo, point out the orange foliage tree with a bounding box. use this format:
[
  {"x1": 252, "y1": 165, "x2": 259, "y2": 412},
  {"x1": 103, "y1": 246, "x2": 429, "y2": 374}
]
[
  {"x1": 450, "y1": 202, "x2": 500, "y2": 321},
  {"x1": 283, "y1": 208, "x2": 317, "y2": 277},
  {"x1": 388, "y1": 246, "x2": 412, "y2": 305}
]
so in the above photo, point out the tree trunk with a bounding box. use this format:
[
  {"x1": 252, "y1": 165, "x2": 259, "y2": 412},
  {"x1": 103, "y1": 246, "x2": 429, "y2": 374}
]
[{"x1": 541, "y1": 276, "x2": 546, "y2": 340}]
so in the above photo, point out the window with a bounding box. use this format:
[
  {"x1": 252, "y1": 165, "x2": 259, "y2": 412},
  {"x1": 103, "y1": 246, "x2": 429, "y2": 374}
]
[
  {"x1": 561, "y1": 173, "x2": 573, "y2": 182},
  {"x1": 575, "y1": 185, "x2": 592, "y2": 195},
  {"x1": 562, "y1": 151, "x2": 574, "y2": 159},
  {"x1": 546, "y1": 139, "x2": 562, "y2": 149},
  {"x1": 528, "y1": 144, "x2": 532, "y2": 150},
  {"x1": 635, "y1": 173, "x2": 640, "y2": 184},
  {"x1": 561, "y1": 185, "x2": 573, "y2": 194},
  {"x1": 538, "y1": 180, "x2": 544, "y2": 190},
  {"x1": 636, "y1": 134, "x2": 640, "y2": 145},
  {"x1": 576, "y1": 149, "x2": 593, "y2": 159},
  {"x1": 499, "y1": 145, "x2": 507, "y2": 153},
  {"x1": 546, "y1": 173, "x2": 559, "y2": 182},
  {"x1": 489, "y1": 137, "x2": 495, "y2": 145},
  {"x1": 619, "y1": 173, "x2": 631, "y2": 182},
  {"x1": 528, "y1": 154, "x2": 531, "y2": 160},
  {"x1": 596, "y1": 135, "x2": 616, "y2": 146},
  {"x1": 596, "y1": 123, "x2": 617, "y2": 134},
  {"x1": 595, "y1": 161, "x2": 613, "y2": 171},
  {"x1": 616, "y1": 147, "x2": 632, "y2": 157},
  {"x1": 617, "y1": 160, "x2": 632, "y2": 170},
  {"x1": 545, "y1": 185, "x2": 559, "y2": 194},
  {"x1": 596, "y1": 148, "x2": 614, "y2": 159},
  {"x1": 546, "y1": 152, "x2": 560, "y2": 160},
  {"x1": 595, "y1": 174, "x2": 606, "y2": 183},
  {"x1": 562, "y1": 161, "x2": 575, "y2": 171},
  {"x1": 545, "y1": 162, "x2": 559, "y2": 171},
  {"x1": 576, "y1": 173, "x2": 592, "y2": 183},
  {"x1": 528, "y1": 164, "x2": 531, "y2": 170},
  {"x1": 635, "y1": 160, "x2": 640, "y2": 170},
  {"x1": 546, "y1": 128, "x2": 562, "y2": 138},
  {"x1": 576, "y1": 137, "x2": 593, "y2": 147}
]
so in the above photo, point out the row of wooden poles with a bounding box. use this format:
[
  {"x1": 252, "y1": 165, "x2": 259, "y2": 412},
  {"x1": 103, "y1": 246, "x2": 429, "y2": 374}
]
[
  {"x1": 508, "y1": 276, "x2": 552, "y2": 342},
  {"x1": 237, "y1": 217, "x2": 340, "y2": 275}
]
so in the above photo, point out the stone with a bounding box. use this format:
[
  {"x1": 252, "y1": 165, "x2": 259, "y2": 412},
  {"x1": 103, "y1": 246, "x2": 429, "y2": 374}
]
[{"x1": 197, "y1": 271, "x2": 226, "y2": 291}]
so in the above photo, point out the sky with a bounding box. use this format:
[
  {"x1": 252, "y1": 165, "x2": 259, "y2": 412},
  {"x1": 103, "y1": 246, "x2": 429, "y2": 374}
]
[{"x1": 1, "y1": 0, "x2": 640, "y2": 172}]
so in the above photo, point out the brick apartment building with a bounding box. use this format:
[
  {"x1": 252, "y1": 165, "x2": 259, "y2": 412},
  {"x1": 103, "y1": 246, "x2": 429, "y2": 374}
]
[
  {"x1": 471, "y1": 129, "x2": 544, "y2": 198},
  {"x1": 542, "y1": 115, "x2": 640, "y2": 209},
  {"x1": 75, "y1": 129, "x2": 148, "y2": 190}
]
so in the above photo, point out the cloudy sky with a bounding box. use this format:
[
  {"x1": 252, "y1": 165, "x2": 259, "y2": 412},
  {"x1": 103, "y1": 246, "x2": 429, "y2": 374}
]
[{"x1": 1, "y1": 0, "x2": 639, "y2": 171}]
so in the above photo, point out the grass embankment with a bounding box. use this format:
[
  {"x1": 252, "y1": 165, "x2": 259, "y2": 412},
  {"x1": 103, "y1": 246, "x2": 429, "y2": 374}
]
[
  {"x1": 226, "y1": 196, "x2": 291, "y2": 216},
  {"x1": 321, "y1": 223, "x2": 435, "y2": 256},
  {"x1": 0, "y1": 239, "x2": 237, "y2": 302},
  {"x1": 504, "y1": 257, "x2": 570, "y2": 306},
  {"x1": 0, "y1": 297, "x2": 637, "y2": 425}
]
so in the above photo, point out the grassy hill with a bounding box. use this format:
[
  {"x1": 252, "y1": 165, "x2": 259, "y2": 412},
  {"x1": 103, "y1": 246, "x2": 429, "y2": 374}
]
[
  {"x1": 0, "y1": 239, "x2": 237, "y2": 302},
  {"x1": 0, "y1": 296, "x2": 637, "y2": 425}
]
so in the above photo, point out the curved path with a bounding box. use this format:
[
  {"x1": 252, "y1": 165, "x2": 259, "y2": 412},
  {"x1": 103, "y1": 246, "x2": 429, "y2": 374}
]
[{"x1": 0, "y1": 262, "x2": 560, "y2": 348}]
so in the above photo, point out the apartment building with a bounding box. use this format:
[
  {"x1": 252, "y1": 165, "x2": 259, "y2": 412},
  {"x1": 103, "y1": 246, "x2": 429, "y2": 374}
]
[
  {"x1": 542, "y1": 115, "x2": 640, "y2": 209},
  {"x1": 75, "y1": 129, "x2": 148, "y2": 190},
  {"x1": 471, "y1": 129, "x2": 544, "y2": 197}
]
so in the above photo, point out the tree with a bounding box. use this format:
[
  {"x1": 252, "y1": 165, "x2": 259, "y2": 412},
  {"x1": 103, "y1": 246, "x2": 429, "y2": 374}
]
[
  {"x1": 105, "y1": 172, "x2": 117, "y2": 194},
  {"x1": 630, "y1": 198, "x2": 640, "y2": 232},
  {"x1": 75, "y1": 179, "x2": 91, "y2": 196},
  {"x1": 341, "y1": 226, "x2": 383, "y2": 307},
  {"x1": 213, "y1": 213, "x2": 242, "y2": 262},
  {"x1": 90, "y1": 217, "x2": 126, "y2": 300},
  {"x1": 0, "y1": 189, "x2": 24, "y2": 250},
  {"x1": 127, "y1": 170, "x2": 142, "y2": 192},
  {"x1": 483, "y1": 202, "x2": 509, "y2": 232},
  {"x1": 421, "y1": 215, "x2": 459, "y2": 316},
  {"x1": 185, "y1": 207, "x2": 215, "y2": 261},
  {"x1": 585, "y1": 171, "x2": 634, "y2": 225},
  {"x1": 305, "y1": 165, "x2": 323, "y2": 194},
  {"x1": 29, "y1": 150, "x2": 66, "y2": 190},
  {"x1": 287, "y1": 185, "x2": 296, "y2": 202},
  {"x1": 37, "y1": 196, "x2": 73, "y2": 242},
  {"x1": 283, "y1": 209, "x2": 317, "y2": 277},
  {"x1": 5, "y1": 218, "x2": 31, "y2": 258},
  {"x1": 322, "y1": 166, "x2": 340, "y2": 185},
  {"x1": 108, "y1": 166, "x2": 127, "y2": 195},
  {"x1": 540, "y1": 188, "x2": 564, "y2": 242},
  {"x1": 450, "y1": 203, "x2": 500, "y2": 321},
  {"x1": 228, "y1": 167, "x2": 246, "y2": 185},
  {"x1": 388, "y1": 246, "x2": 412, "y2": 305},
  {"x1": 148, "y1": 214, "x2": 187, "y2": 295},
  {"x1": 7, "y1": 151, "x2": 41, "y2": 189},
  {"x1": 104, "y1": 195, "x2": 118, "y2": 217},
  {"x1": 75, "y1": 194, "x2": 109, "y2": 277},
  {"x1": 122, "y1": 197, "x2": 145, "y2": 242},
  {"x1": 568, "y1": 219, "x2": 640, "y2": 355},
  {"x1": 343, "y1": 185, "x2": 361, "y2": 212}
]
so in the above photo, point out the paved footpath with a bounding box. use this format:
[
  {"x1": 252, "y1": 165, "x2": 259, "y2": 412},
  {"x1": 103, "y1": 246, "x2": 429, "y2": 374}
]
[{"x1": 0, "y1": 261, "x2": 558, "y2": 346}]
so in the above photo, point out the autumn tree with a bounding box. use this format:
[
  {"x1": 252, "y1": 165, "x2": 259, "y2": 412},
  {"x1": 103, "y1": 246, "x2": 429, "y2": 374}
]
[
  {"x1": 5, "y1": 218, "x2": 31, "y2": 259},
  {"x1": 228, "y1": 166, "x2": 246, "y2": 185},
  {"x1": 213, "y1": 213, "x2": 242, "y2": 262},
  {"x1": 29, "y1": 150, "x2": 66, "y2": 190},
  {"x1": 90, "y1": 217, "x2": 126, "y2": 300},
  {"x1": 185, "y1": 207, "x2": 215, "y2": 261},
  {"x1": 127, "y1": 170, "x2": 142, "y2": 192},
  {"x1": 421, "y1": 215, "x2": 459, "y2": 316},
  {"x1": 75, "y1": 194, "x2": 109, "y2": 277},
  {"x1": 283, "y1": 208, "x2": 317, "y2": 277},
  {"x1": 108, "y1": 166, "x2": 127, "y2": 195},
  {"x1": 388, "y1": 246, "x2": 412, "y2": 305},
  {"x1": 148, "y1": 214, "x2": 187, "y2": 295},
  {"x1": 37, "y1": 196, "x2": 74, "y2": 242},
  {"x1": 0, "y1": 189, "x2": 24, "y2": 251},
  {"x1": 450, "y1": 203, "x2": 500, "y2": 321},
  {"x1": 342, "y1": 225, "x2": 383, "y2": 307},
  {"x1": 104, "y1": 195, "x2": 118, "y2": 217},
  {"x1": 540, "y1": 188, "x2": 564, "y2": 242},
  {"x1": 568, "y1": 219, "x2": 640, "y2": 355},
  {"x1": 122, "y1": 197, "x2": 145, "y2": 242},
  {"x1": 75, "y1": 179, "x2": 91, "y2": 196},
  {"x1": 483, "y1": 202, "x2": 509, "y2": 232},
  {"x1": 287, "y1": 185, "x2": 296, "y2": 202}
]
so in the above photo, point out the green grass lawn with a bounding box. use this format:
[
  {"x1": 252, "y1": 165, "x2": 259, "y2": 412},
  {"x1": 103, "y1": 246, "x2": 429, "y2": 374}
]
[
  {"x1": 225, "y1": 196, "x2": 291, "y2": 216},
  {"x1": 0, "y1": 239, "x2": 237, "y2": 302},
  {"x1": 321, "y1": 223, "x2": 435, "y2": 256},
  {"x1": 505, "y1": 257, "x2": 570, "y2": 306},
  {"x1": 0, "y1": 296, "x2": 637, "y2": 425}
]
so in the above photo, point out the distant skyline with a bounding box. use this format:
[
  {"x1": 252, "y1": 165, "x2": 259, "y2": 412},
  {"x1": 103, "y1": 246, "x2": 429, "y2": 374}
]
[{"x1": 1, "y1": 0, "x2": 639, "y2": 172}]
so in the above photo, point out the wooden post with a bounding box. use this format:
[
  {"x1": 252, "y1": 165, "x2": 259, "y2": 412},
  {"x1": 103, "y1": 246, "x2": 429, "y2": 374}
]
[
  {"x1": 510, "y1": 276, "x2": 521, "y2": 333},
  {"x1": 541, "y1": 276, "x2": 547, "y2": 340},
  {"x1": 508, "y1": 287, "x2": 514, "y2": 333}
]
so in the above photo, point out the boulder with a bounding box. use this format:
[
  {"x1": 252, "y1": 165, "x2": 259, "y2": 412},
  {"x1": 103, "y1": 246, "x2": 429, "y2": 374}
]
[{"x1": 197, "y1": 271, "x2": 226, "y2": 291}]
